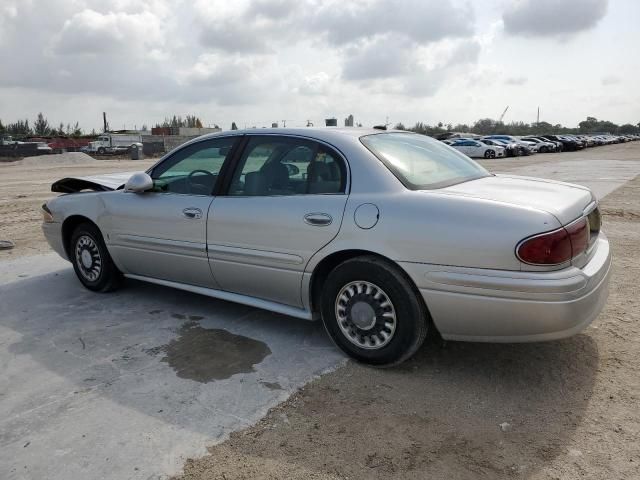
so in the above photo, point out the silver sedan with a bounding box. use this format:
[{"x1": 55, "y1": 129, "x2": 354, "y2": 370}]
[{"x1": 42, "y1": 129, "x2": 611, "y2": 365}]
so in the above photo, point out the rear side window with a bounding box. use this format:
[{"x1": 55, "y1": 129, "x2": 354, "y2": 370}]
[
  {"x1": 229, "y1": 136, "x2": 346, "y2": 196},
  {"x1": 361, "y1": 132, "x2": 489, "y2": 190}
]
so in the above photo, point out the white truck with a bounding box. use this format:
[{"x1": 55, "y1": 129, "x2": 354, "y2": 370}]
[{"x1": 86, "y1": 133, "x2": 143, "y2": 155}]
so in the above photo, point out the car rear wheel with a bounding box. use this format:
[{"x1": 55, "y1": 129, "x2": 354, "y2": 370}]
[
  {"x1": 484, "y1": 149, "x2": 496, "y2": 158},
  {"x1": 70, "y1": 223, "x2": 122, "y2": 292},
  {"x1": 321, "y1": 256, "x2": 429, "y2": 366}
]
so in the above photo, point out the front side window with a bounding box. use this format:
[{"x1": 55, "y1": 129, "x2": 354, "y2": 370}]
[
  {"x1": 361, "y1": 132, "x2": 489, "y2": 190},
  {"x1": 229, "y1": 136, "x2": 346, "y2": 196},
  {"x1": 151, "y1": 137, "x2": 237, "y2": 195}
]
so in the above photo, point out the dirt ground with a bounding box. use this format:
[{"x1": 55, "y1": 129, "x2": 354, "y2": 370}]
[{"x1": 1, "y1": 143, "x2": 639, "y2": 479}]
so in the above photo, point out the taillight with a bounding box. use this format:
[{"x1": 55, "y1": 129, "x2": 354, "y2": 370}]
[
  {"x1": 566, "y1": 218, "x2": 588, "y2": 256},
  {"x1": 517, "y1": 228, "x2": 572, "y2": 265},
  {"x1": 517, "y1": 217, "x2": 589, "y2": 265}
]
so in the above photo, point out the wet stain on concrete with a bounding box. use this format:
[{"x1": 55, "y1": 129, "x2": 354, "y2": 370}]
[
  {"x1": 260, "y1": 381, "x2": 283, "y2": 391},
  {"x1": 147, "y1": 321, "x2": 271, "y2": 382},
  {"x1": 148, "y1": 309, "x2": 163, "y2": 315},
  {"x1": 171, "y1": 313, "x2": 186, "y2": 320}
]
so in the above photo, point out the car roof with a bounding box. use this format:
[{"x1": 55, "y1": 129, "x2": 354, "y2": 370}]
[{"x1": 195, "y1": 127, "x2": 394, "y2": 144}]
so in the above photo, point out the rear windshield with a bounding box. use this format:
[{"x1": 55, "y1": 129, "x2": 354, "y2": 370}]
[{"x1": 360, "y1": 132, "x2": 490, "y2": 190}]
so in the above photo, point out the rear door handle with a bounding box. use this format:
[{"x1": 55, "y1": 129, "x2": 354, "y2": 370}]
[
  {"x1": 182, "y1": 207, "x2": 203, "y2": 219},
  {"x1": 304, "y1": 213, "x2": 332, "y2": 226}
]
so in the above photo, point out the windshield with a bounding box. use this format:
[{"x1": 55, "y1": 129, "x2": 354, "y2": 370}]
[{"x1": 361, "y1": 132, "x2": 490, "y2": 190}]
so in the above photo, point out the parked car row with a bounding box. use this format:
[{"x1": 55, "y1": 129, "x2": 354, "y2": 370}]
[{"x1": 443, "y1": 133, "x2": 638, "y2": 159}]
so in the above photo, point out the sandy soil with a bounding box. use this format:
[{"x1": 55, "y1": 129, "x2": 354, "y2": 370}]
[
  {"x1": 0, "y1": 154, "x2": 155, "y2": 259},
  {"x1": 1, "y1": 143, "x2": 639, "y2": 479},
  {"x1": 173, "y1": 144, "x2": 640, "y2": 480}
]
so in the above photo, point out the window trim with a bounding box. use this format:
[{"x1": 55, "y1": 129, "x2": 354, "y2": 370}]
[{"x1": 218, "y1": 134, "x2": 350, "y2": 197}]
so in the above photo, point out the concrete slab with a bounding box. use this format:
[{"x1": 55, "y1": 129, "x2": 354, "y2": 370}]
[
  {"x1": 500, "y1": 159, "x2": 640, "y2": 200},
  {"x1": 0, "y1": 261, "x2": 344, "y2": 480}
]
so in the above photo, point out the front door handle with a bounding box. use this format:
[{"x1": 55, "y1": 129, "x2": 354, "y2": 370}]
[
  {"x1": 304, "y1": 212, "x2": 332, "y2": 226},
  {"x1": 182, "y1": 207, "x2": 203, "y2": 219}
]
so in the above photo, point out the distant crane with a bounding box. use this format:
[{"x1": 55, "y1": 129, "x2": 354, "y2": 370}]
[{"x1": 498, "y1": 106, "x2": 509, "y2": 123}]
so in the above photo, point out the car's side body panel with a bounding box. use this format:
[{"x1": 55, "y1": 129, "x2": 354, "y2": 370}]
[
  {"x1": 101, "y1": 192, "x2": 217, "y2": 288},
  {"x1": 305, "y1": 190, "x2": 562, "y2": 274},
  {"x1": 207, "y1": 194, "x2": 348, "y2": 307}
]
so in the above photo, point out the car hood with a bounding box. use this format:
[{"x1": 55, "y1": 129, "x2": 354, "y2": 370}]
[
  {"x1": 437, "y1": 174, "x2": 594, "y2": 225},
  {"x1": 51, "y1": 172, "x2": 135, "y2": 193}
]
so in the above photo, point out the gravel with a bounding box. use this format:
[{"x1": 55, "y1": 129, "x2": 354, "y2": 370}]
[{"x1": 18, "y1": 152, "x2": 96, "y2": 166}]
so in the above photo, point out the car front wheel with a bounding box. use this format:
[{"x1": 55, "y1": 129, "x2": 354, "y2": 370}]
[
  {"x1": 70, "y1": 223, "x2": 122, "y2": 292},
  {"x1": 321, "y1": 256, "x2": 429, "y2": 366}
]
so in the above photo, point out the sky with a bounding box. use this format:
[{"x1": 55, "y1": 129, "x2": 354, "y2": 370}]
[{"x1": 0, "y1": 0, "x2": 638, "y2": 132}]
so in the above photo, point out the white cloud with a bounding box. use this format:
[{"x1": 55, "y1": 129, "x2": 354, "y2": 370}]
[
  {"x1": 54, "y1": 9, "x2": 164, "y2": 56},
  {"x1": 297, "y1": 72, "x2": 332, "y2": 96},
  {"x1": 503, "y1": 0, "x2": 609, "y2": 38},
  {"x1": 505, "y1": 76, "x2": 528, "y2": 86},
  {"x1": 601, "y1": 75, "x2": 621, "y2": 86}
]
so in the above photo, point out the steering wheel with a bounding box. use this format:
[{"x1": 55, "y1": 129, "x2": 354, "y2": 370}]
[{"x1": 187, "y1": 169, "x2": 215, "y2": 194}]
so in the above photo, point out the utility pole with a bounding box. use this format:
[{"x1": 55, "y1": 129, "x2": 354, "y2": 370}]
[
  {"x1": 103, "y1": 112, "x2": 108, "y2": 133},
  {"x1": 282, "y1": 120, "x2": 286, "y2": 128},
  {"x1": 536, "y1": 107, "x2": 540, "y2": 126}
]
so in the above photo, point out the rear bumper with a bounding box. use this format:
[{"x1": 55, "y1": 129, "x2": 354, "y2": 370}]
[
  {"x1": 400, "y1": 235, "x2": 611, "y2": 342},
  {"x1": 42, "y1": 222, "x2": 68, "y2": 261}
]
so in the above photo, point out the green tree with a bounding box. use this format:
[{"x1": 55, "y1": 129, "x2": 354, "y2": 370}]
[
  {"x1": 618, "y1": 124, "x2": 638, "y2": 134},
  {"x1": 33, "y1": 112, "x2": 51, "y2": 136},
  {"x1": 472, "y1": 118, "x2": 497, "y2": 135},
  {"x1": 6, "y1": 119, "x2": 31, "y2": 136}
]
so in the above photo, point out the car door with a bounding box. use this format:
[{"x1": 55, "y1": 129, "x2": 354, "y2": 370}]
[
  {"x1": 468, "y1": 141, "x2": 483, "y2": 157},
  {"x1": 207, "y1": 135, "x2": 349, "y2": 307},
  {"x1": 451, "y1": 140, "x2": 467, "y2": 154},
  {"x1": 103, "y1": 136, "x2": 239, "y2": 288}
]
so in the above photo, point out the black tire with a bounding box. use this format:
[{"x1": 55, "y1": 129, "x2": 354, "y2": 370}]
[
  {"x1": 97, "y1": 147, "x2": 106, "y2": 155},
  {"x1": 484, "y1": 149, "x2": 496, "y2": 159},
  {"x1": 321, "y1": 256, "x2": 429, "y2": 366},
  {"x1": 540, "y1": 146, "x2": 548, "y2": 153},
  {"x1": 70, "y1": 223, "x2": 122, "y2": 292}
]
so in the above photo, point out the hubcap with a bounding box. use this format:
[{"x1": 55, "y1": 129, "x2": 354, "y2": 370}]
[
  {"x1": 335, "y1": 280, "x2": 397, "y2": 350},
  {"x1": 75, "y1": 234, "x2": 102, "y2": 282}
]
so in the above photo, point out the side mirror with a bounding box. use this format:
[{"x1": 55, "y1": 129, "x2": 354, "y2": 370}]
[{"x1": 124, "y1": 172, "x2": 153, "y2": 193}]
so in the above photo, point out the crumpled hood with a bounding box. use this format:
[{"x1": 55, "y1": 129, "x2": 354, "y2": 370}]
[
  {"x1": 51, "y1": 172, "x2": 136, "y2": 193},
  {"x1": 438, "y1": 174, "x2": 595, "y2": 225}
]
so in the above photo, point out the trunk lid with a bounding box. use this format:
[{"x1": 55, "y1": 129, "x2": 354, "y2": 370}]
[{"x1": 437, "y1": 174, "x2": 594, "y2": 225}]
